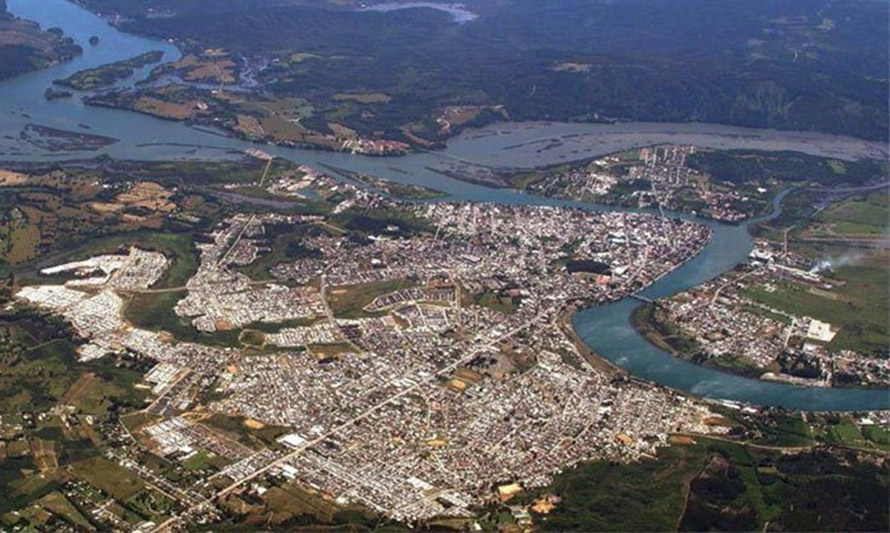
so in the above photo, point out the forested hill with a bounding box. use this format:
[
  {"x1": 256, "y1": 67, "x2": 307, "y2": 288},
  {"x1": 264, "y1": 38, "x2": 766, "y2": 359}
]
[
  {"x1": 79, "y1": 0, "x2": 888, "y2": 142},
  {"x1": 0, "y1": 2, "x2": 81, "y2": 81}
]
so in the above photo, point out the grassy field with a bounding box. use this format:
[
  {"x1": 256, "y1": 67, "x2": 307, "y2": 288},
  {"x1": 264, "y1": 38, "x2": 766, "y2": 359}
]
[
  {"x1": 0, "y1": 316, "x2": 148, "y2": 414},
  {"x1": 328, "y1": 278, "x2": 417, "y2": 319},
  {"x1": 181, "y1": 449, "x2": 229, "y2": 471},
  {"x1": 69, "y1": 456, "x2": 146, "y2": 501},
  {"x1": 60, "y1": 361, "x2": 149, "y2": 415},
  {"x1": 814, "y1": 191, "x2": 889, "y2": 236},
  {"x1": 202, "y1": 413, "x2": 291, "y2": 449},
  {"x1": 112, "y1": 232, "x2": 243, "y2": 346},
  {"x1": 3, "y1": 224, "x2": 41, "y2": 264},
  {"x1": 307, "y1": 342, "x2": 354, "y2": 357},
  {"x1": 34, "y1": 492, "x2": 91, "y2": 529},
  {"x1": 233, "y1": 223, "x2": 328, "y2": 281},
  {"x1": 0, "y1": 459, "x2": 63, "y2": 516},
  {"x1": 863, "y1": 425, "x2": 890, "y2": 448},
  {"x1": 0, "y1": 324, "x2": 80, "y2": 412},
  {"x1": 472, "y1": 290, "x2": 520, "y2": 315},
  {"x1": 743, "y1": 257, "x2": 889, "y2": 356},
  {"x1": 123, "y1": 290, "x2": 239, "y2": 347},
  {"x1": 820, "y1": 416, "x2": 890, "y2": 452}
]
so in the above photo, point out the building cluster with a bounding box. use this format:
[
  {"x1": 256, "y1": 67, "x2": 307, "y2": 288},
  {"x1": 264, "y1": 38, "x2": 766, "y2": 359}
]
[
  {"x1": 654, "y1": 242, "x2": 890, "y2": 388},
  {"x1": 15, "y1": 248, "x2": 237, "y2": 404},
  {"x1": 40, "y1": 246, "x2": 168, "y2": 291},
  {"x1": 201, "y1": 200, "x2": 717, "y2": 520},
  {"x1": 143, "y1": 416, "x2": 253, "y2": 463},
  {"x1": 528, "y1": 145, "x2": 761, "y2": 222},
  {"x1": 265, "y1": 164, "x2": 366, "y2": 201},
  {"x1": 341, "y1": 137, "x2": 410, "y2": 156},
  {"x1": 215, "y1": 329, "x2": 723, "y2": 521},
  {"x1": 12, "y1": 180, "x2": 729, "y2": 523},
  {"x1": 265, "y1": 319, "x2": 347, "y2": 347},
  {"x1": 364, "y1": 286, "x2": 456, "y2": 312},
  {"x1": 174, "y1": 213, "x2": 328, "y2": 332}
]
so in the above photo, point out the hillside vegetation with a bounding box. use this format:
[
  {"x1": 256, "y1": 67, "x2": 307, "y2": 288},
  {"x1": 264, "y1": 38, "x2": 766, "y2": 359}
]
[{"x1": 78, "y1": 0, "x2": 888, "y2": 144}]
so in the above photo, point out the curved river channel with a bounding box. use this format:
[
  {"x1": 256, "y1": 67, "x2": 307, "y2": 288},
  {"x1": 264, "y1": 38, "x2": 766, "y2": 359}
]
[{"x1": 4, "y1": 0, "x2": 889, "y2": 410}]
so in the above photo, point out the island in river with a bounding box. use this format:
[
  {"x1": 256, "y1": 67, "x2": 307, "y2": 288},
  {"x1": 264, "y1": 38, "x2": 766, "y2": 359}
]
[
  {"x1": 54, "y1": 49, "x2": 164, "y2": 90},
  {"x1": 0, "y1": 1, "x2": 886, "y2": 531}
]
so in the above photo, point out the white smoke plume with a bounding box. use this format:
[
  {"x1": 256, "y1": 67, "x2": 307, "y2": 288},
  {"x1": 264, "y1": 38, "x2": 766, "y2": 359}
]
[{"x1": 809, "y1": 252, "x2": 864, "y2": 274}]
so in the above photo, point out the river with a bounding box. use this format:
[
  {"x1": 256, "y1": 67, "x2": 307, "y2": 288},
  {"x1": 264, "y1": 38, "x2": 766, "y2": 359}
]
[{"x1": 3, "y1": 0, "x2": 889, "y2": 411}]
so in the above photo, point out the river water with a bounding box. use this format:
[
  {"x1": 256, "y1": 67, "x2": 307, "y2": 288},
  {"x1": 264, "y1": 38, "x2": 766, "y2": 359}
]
[{"x1": 4, "y1": 0, "x2": 889, "y2": 410}]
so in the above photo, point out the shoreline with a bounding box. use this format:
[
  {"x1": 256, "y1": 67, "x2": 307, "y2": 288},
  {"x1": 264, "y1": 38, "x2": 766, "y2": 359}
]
[
  {"x1": 629, "y1": 302, "x2": 765, "y2": 380},
  {"x1": 559, "y1": 307, "x2": 623, "y2": 377},
  {"x1": 629, "y1": 298, "x2": 890, "y2": 393}
]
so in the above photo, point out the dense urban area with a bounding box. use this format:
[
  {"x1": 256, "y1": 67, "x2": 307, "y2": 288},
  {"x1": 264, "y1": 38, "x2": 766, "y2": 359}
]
[
  {"x1": 0, "y1": 0, "x2": 887, "y2": 530},
  {"x1": 7, "y1": 166, "x2": 728, "y2": 525},
  {"x1": 0, "y1": 150, "x2": 887, "y2": 531}
]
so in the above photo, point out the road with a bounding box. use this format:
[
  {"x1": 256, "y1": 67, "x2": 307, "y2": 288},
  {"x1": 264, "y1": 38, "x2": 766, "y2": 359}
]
[
  {"x1": 153, "y1": 302, "x2": 562, "y2": 531},
  {"x1": 257, "y1": 157, "x2": 274, "y2": 187},
  {"x1": 214, "y1": 302, "x2": 561, "y2": 499},
  {"x1": 217, "y1": 215, "x2": 256, "y2": 267},
  {"x1": 152, "y1": 304, "x2": 561, "y2": 531}
]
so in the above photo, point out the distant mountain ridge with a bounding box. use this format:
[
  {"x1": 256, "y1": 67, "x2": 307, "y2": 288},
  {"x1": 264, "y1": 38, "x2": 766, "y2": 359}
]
[
  {"x1": 0, "y1": 1, "x2": 82, "y2": 81},
  {"x1": 75, "y1": 0, "x2": 890, "y2": 143}
]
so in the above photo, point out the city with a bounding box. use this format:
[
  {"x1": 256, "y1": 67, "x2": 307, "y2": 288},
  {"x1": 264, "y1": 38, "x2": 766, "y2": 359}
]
[
  {"x1": 0, "y1": 0, "x2": 886, "y2": 528},
  {"x1": 9, "y1": 172, "x2": 727, "y2": 525}
]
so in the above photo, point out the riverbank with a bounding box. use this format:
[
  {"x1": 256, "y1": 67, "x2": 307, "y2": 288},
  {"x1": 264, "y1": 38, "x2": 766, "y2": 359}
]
[
  {"x1": 559, "y1": 308, "x2": 623, "y2": 377},
  {"x1": 0, "y1": 0, "x2": 886, "y2": 410},
  {"x1": 630, "y1": 302, "x2": 767, "y2": 380}
]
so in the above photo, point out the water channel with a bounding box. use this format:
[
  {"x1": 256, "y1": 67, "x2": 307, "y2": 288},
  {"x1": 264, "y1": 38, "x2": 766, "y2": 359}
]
[{"x1": 3, "y1": 0, "x2": 889, "y2": 410}]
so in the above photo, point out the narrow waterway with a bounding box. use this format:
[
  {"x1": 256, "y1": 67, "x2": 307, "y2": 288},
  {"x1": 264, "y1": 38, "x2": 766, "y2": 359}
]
[{"x1": 3, "y1": 0, "x2": 888, "y2": 410}]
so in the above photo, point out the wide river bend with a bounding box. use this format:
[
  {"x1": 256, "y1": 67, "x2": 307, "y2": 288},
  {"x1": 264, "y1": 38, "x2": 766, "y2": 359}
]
[{"x1": 3, "y1": 0, "x2": 889, "y2": 410}]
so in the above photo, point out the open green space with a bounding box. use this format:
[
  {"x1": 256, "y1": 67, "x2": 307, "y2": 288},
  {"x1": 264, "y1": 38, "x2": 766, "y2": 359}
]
[
  {"x1": 743, "y1": 260, "x2": 889, "y2": 356},
  {"x1": 0, "y1": 314, "x2": 81, "y2": 413},
  {"x1": 688, "y1": 150, "x2": 887, "y2": 187},
  {"x1": 181, "y1": 449, "x2": 229, "y2": 472},
  {"x1": 0, "y1": 458, "x2": 63, "y2": 516},
  {"x1": 0, "y1": 337, "x2": 149, "y2": 415},
  {"x1": 819, "y1": 416, "x2": 890, "y2": 452},
  {"x1": 234, "y1": 222, "x2": 327, "y2": 281},
  {"x1": 202, "y1": 413, "x2": 291, "y2": 449},
  {"x1": 328, "y1": 278, "x2": 417, "y2": 319},
  {"x1": 69, "y1": 456, "x2": 146, "y2": 501},
  {"x1": 815, "y1": 191, "x2": 889, "y2": 235},
  {"x1": 31, "y1": 492, "x2": 91, "y2": 529},
  {"x1": 471, "y1": 290, "x2": 520, "y2": 315}
]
